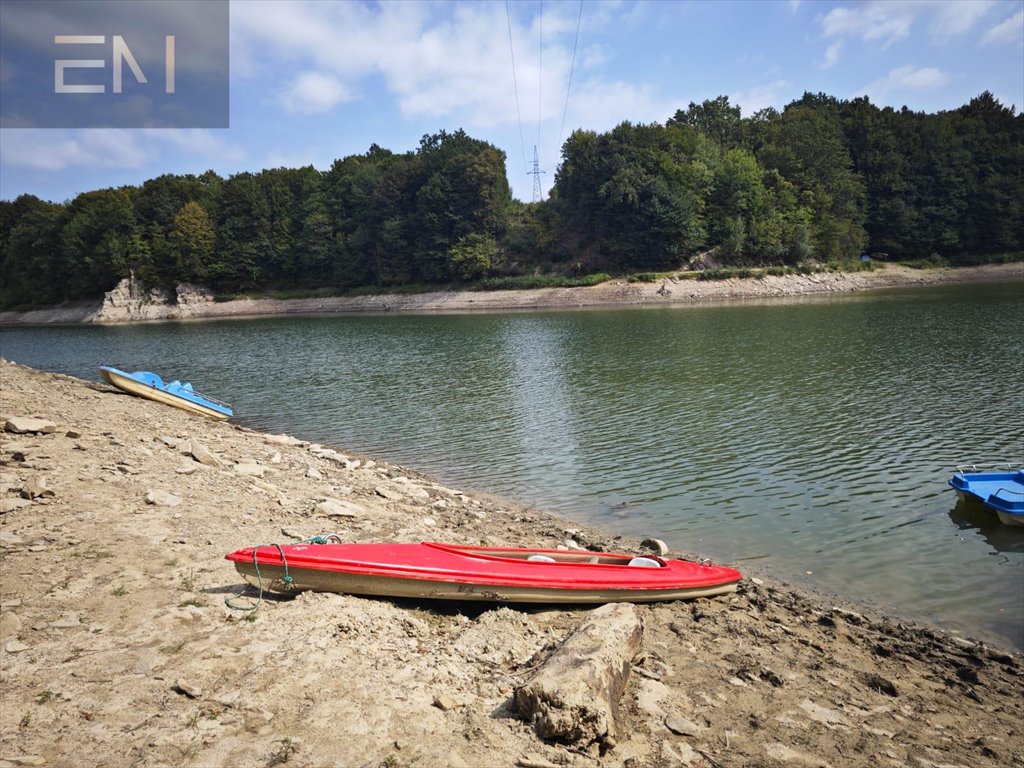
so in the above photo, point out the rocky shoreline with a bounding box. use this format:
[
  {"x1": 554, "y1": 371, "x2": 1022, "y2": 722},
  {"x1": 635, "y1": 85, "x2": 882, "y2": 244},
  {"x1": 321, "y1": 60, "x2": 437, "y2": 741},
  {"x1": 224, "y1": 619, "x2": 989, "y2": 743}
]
[
  {"x1": 1, "y1": 263, "x2": 1020, "y2": 325},
  {"x1": 1, "y1": 362, "x2": 1022, "y2": 768}
]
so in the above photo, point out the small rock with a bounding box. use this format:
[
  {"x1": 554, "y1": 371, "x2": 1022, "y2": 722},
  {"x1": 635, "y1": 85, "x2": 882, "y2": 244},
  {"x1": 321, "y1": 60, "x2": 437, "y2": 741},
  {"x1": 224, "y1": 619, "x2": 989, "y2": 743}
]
[
  {"x1": 264, "y1": 433, "x2": 300, "y2": 445},
  {"x1": 270, "y1": 452, "x2": 282, "y2": 464},
  {"x1": 375, "y1": 485, "x2": 404, "y2": 501},
  {"x1": 144, "y1": 490, "x2": 182, "y2": 507},
  {"x1": 174, "y1": 463, "x2": 199, "y2": 475},
  {"x1": 751, "y1": 577, "x2": 764, "y2": 586},
  {"x1": 234, "y1": 463, "x2": 266, "y2": 477},
  {"x1": 5, "y1": 639, "x2": 30, "y2": 653},
  {"x1": 515, "y1": 757, "x2": 560, "y2": 768},
  {"x1": 305, "y1": 468, "x2": 323, "y2": 480},
  {"x1": 189, "y1": 441, "x2": 221, "y2": 467},
  {"x1": 51, "y1": 614, "x2": 81, "y2": 629},
  {"x1": 212, "y1": 689, "x2": 241, "y2": 707},
  {"x1": 664, "y1": 714, "x2": 702, "y2": 736},
  {"x1": 315, "y1": 499, "x2": 364, "y2": 518},
  {"x1": 174, "y1": 679, "x2": 203, "y2": 698},
  {"x1": 433, "y1": 694, "x2": 455, "y2": 711},
  {"x1": 281, "y1": 528, "x2": 304, "y2": 539},
  {"x1": 65, "y1": 430, "x2": 81, "y2": 439},
  {"x1": 2, "y1": 755, "x2": 47, "y2": 766},
  {"x1": 20, "y1": 477, "x2": 55, "y2": 499},
  {"x1": 5, "y1": 417, "x2": 56, "y2": 434},
  {"x1": 640, "y1": 538, "x2": 669, "y2": 556},
  {"x1": 0, "y1": 498, "x2": 32, "y2": 514},
  {"x1": 799, "y1": 699, "x2": 849, "y2": 729},
  {"x1": 423, "y1": 517, "x2": 437, "y2": 527}
]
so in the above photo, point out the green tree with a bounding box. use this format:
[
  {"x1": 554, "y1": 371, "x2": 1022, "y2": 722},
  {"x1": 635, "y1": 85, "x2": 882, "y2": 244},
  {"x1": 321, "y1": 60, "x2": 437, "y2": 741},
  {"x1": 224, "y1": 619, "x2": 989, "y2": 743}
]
[{"x1": 170, "y1": 201, "x2": 216, "y2": 282}]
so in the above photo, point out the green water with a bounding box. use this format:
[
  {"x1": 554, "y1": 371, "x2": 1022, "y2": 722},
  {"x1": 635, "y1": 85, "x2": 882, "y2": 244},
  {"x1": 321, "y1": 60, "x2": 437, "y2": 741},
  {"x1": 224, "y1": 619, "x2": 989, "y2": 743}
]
[{"x1": 3, "y1": 281, "x2": 1022, "y2": 646}]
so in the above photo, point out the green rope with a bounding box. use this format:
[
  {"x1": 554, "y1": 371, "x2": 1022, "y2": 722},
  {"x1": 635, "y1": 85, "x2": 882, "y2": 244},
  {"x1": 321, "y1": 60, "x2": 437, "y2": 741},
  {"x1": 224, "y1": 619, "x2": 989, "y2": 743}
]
[
  {"x1": 225, "y1": 536, "x2": 338, "y2": 612},
  {"x1": 224, "y1": 544, "x2": 292, "y2": 612},
  {"x1": 273, "y1": 543, "x2": 293, "y2": 589}
]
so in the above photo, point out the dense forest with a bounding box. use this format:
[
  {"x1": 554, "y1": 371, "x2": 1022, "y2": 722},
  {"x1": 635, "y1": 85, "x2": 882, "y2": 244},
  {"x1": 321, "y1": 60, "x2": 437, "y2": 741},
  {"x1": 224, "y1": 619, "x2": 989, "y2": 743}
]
[{"x1": 1, "y1": 91, "x2": 1021, "y2": 310}]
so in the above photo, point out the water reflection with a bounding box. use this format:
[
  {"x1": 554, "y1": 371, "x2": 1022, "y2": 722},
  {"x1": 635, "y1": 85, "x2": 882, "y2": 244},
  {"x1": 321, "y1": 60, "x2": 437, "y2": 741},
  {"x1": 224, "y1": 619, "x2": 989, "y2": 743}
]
[{"x1": 948, "y1": 497, "x2": 1024, "y2": 555}]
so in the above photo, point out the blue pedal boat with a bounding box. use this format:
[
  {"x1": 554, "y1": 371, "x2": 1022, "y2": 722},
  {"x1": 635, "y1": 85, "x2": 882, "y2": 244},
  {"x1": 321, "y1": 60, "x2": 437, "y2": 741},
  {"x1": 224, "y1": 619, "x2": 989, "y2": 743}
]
[
  {"x1": 98, "y1": 366, "x2": 233, "y2": 421},
  {"x1": 949, "y1": 467, "x2": 1024, "y2": 527}
]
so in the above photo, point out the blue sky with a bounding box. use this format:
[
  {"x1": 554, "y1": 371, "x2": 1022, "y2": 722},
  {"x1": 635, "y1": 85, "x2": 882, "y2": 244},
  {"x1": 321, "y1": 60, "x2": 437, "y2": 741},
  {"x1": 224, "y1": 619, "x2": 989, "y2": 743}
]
[{"x1": 1, "y1": 0, "x2": 1022, "y2": 204}]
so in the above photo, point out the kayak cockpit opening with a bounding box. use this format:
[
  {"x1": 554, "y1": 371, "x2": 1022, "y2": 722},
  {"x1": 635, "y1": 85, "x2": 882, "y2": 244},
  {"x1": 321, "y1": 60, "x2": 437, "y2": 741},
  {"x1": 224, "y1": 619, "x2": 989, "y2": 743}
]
[{"x1": 428, "y1": 542, "x2": 667, "y2": 567}]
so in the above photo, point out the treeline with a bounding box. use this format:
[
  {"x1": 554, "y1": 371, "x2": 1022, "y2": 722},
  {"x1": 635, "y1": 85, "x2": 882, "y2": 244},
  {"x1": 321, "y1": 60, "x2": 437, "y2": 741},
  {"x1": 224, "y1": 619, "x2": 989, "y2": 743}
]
[
  {"x1": 1, "y1": 92, "x2": 1021, "y2": 309},
  {"x1": 544, "y1": 91, "x2": 1022, "y2": 271}
]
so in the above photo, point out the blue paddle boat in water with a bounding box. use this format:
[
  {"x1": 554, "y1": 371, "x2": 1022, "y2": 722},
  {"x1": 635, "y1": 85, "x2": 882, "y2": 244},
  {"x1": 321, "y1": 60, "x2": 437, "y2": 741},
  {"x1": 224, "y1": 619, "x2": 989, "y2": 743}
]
[
  {"x1": 949, "y1": 466, "x2": 1024, "y2": 527},
  {"x1": 98, "y1": 366, "x2": 233, "y2": 421}
]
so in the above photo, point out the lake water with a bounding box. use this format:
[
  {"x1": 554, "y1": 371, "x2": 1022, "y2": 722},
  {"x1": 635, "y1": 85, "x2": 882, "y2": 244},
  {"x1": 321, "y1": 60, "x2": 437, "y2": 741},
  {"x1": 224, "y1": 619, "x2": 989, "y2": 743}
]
[{"x1": 2, "y1": 281, "x2": 1022, "y2": 647}]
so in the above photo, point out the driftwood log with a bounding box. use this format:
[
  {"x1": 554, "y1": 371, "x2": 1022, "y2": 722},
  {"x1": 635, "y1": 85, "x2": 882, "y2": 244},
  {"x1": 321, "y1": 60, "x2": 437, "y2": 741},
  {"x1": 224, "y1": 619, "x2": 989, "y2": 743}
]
[{"x1": 513, "y1": 603, "x2": 643, "y2": 752}]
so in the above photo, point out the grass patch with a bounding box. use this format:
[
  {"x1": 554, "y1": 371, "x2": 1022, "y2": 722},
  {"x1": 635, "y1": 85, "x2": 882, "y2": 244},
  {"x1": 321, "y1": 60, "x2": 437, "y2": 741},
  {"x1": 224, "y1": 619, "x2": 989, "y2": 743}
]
[
  {"x1": 160, "y1": 639, "x2": 190, "y2": 655},
  {"x1": 697, "y1": 267, "x2": 755, "y2": 281},
  {"x1": 625, "y1": 272, "x2": 663, "y2": 283},
  {"x1": 179, "y1": 569, "x2": 197, "y2": 593},
  {"x1": 473, "y1": 273, "x2": 611, "y2": 291},
  {"x1": 268, "y1": 738, "x2": 300, "y2": 767}
]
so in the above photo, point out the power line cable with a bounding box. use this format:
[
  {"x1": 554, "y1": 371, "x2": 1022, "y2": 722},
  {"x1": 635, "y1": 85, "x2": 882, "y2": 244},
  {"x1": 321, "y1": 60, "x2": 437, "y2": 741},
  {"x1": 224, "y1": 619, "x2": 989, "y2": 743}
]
[
  {"x1": 537, "y1": 0, "x2": 543, "y2": 158},
  {"x1": 505, "y1": 0, "x2": 529, "y2": 175},
  {"x1": 556, "y1": 0, "x2": 584, "y2": 167}
]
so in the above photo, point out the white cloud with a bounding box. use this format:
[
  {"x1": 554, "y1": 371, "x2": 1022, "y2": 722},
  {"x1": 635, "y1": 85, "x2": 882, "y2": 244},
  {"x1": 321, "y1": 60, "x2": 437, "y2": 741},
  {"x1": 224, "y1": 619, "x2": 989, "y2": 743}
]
[
  {"x1": 731, "y1": 80, "x2": 791, "y2": 116},
  {"x1": 981, "y1": 11, "x2": 1024, "y2": 45},
  {"x1": 231, "y1": 0, "x2": 587, "y2": 128},
  {"x1": 144, "y1": 129, "x2": 247, "y2": 163},
  {"x1": 788, "y1": 0, "x2": 801, "y2": 12},
  {"x1": 822, "y1": 1, "x2": 995, "y2": 46},
  {"x1": 279, "y1": 71, "x2": 352, "y2": 115},
  {"x1": 823, "y1": 41, "x2": 842, "y2": 69},
  {"x1": 862, "y1": 65, "x2": 951, "y2": 99},
  {"x1": 566, "y1": 78, "x2": 676, "y2": 128},
  {"x1": 929, "y1": 0, "x2": 996, "y2": 41},
  {"x1": 0, "y1": 129, "x2": 150, "y2": 171},
  {"x1": 0, "y1": 127, "x2": 246, "y2": 173}
]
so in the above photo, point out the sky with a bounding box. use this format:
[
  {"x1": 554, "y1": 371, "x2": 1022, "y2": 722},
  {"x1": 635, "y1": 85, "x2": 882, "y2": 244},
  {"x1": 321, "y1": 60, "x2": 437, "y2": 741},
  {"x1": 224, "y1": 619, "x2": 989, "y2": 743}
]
[{"x1": 1, "y1": 0, "x2": 1022, "y2": 204}]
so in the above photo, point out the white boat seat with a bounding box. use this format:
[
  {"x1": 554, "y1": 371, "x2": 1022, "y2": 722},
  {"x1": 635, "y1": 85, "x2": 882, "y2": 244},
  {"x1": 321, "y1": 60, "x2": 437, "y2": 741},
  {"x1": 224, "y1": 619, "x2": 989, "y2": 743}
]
[
  {"x1": 627, "y1": 557, "x2": 661, "y2": 568},
  {"x1": 527, "y1": 555, "x2": 556, "y2": 563}
]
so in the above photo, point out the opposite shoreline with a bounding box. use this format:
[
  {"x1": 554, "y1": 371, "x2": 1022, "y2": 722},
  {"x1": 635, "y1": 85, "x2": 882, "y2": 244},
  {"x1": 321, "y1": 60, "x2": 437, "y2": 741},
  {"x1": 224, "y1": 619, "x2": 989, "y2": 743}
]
[
  {"x1": 1, "y1": 262, "x2": 1021, "y2": 325},
  {"x1": 0, "y1": 362, "x2": 1021, "y2": 767}
]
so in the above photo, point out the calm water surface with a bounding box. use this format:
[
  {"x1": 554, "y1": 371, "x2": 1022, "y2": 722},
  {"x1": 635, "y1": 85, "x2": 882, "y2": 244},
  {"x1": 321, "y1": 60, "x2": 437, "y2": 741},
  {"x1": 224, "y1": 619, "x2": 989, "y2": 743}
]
[{"x1": 3, "y1": 282, "x2": 1022, "y2": 646}]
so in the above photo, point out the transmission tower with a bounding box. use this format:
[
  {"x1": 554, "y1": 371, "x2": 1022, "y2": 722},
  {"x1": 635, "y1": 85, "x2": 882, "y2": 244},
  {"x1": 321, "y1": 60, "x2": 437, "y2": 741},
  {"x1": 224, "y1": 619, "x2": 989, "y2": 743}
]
[{"x1": 529, "y1": 145, "x2": 546, "y2": 202}]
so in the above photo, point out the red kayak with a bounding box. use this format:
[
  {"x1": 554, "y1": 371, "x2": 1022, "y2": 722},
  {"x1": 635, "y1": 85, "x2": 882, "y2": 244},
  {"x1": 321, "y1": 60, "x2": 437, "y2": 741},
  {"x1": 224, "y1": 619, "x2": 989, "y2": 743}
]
[{"x1": 225, "y1": 541, "x2": 743, "y2": 603}]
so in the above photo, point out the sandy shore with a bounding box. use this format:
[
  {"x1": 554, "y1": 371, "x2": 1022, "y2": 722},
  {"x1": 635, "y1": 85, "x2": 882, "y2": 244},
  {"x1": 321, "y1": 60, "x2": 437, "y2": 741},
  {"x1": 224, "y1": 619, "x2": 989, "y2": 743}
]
[
  {"x1": 1, "y1": 263, "x2": 1021, "y2": 325},
  {"x1": 1, "y1": 362, "x2": 1022, "y2": 768}
]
